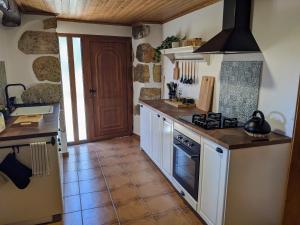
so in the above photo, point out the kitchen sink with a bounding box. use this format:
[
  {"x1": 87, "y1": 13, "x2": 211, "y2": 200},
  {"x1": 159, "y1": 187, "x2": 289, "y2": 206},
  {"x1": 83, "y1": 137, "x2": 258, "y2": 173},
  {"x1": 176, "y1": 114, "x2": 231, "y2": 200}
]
[{"x1": 10, "y1": 105, "x2": 54, "y2": 116}]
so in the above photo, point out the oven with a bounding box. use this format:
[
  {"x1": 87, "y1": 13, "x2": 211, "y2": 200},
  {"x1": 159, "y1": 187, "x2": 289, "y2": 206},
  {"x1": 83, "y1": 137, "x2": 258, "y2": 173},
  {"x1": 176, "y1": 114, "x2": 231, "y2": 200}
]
[{"x1": 173, "y1": 129, "x2": 200, "y2": 201}]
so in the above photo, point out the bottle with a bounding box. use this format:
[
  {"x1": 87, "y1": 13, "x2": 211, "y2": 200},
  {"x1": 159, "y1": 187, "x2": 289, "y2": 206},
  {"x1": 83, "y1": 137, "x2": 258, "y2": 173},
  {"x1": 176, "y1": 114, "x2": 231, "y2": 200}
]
[{"x1": 0, "y1": 112, "x2": 5, "y2": 133}]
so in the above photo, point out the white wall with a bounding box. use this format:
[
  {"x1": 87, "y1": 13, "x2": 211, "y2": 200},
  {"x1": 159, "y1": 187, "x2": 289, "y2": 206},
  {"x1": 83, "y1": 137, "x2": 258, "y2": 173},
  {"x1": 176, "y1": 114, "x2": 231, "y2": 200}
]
[
  {"x1": 162, "y1": 0, "x2": 300, "y2": 137},
  {"x1": 0, "y1": 14, "x2": 57, "y2": 99},
  {"x1": 57, "y1": 21, "x2": 132, "y2": 37},
  {"x1": 132, "y1": 24, "x2": 163, "y2": 135}
]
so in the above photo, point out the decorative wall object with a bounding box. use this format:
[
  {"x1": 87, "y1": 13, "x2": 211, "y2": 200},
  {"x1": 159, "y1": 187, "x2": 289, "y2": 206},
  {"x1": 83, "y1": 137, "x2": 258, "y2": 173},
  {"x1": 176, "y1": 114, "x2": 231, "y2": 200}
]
[
  {"x1": 133, "y1": 64, "x2": 150, "y2": 83},
  {"x1": 21, "y1": 83, "x2": 62, "y2": 104},
  {"x1": 219, "y1": 61, "x2": 263, "y2": 122},
  {"x1": 139, "y1": 88, "x2": 161, "y2": 100},
  {"x1": 18, "y1": 31, "x2": 59, "y2": 54},
  {"x1": 136, "y1": 43, "x2": 156, "y2": 63},
  {"x1": 132, "y1": 24, "x2": 150, "y2": 40},
  {"x1": 33, "y1": 56, "x2": 61, "y2": 82},
  {"x1": 0, "y1": 62, "x2": 7, "y2": 106},
  {"x1": 43, "y1": 18, "x2": 57, "y2": 29},
  {"x1": 153, "y1": 64, "x2": 162, "y2": 82}
]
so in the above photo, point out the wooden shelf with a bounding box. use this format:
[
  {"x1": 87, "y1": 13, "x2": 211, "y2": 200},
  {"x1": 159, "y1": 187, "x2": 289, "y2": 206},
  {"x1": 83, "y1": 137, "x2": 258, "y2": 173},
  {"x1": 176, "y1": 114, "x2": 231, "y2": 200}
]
[{"x1": 160, "y1": 46, "x2": 210, "y2": 64}]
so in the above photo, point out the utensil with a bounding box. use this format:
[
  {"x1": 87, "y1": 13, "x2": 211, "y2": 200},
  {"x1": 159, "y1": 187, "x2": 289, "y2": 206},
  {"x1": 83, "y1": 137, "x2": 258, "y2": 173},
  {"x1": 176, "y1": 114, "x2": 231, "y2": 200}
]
[
  {"x1": 193, "y1": 62, "x2": 196, "y2": 84},
  {"x1": 173, "y1": 61, "x2": 180, "y2": 80},
  {"x1": 188, "y1": 61, "x2": 193, "y2": 84},
  {"x1": 180, "y1": 62, "x2": 184, "y2": 83},
  {"x1": 184, "y1": 61, "x2": 188, "y2": 84},
  {"x1": 244, "y1": 111, "x2": 271, "y2": 137}
]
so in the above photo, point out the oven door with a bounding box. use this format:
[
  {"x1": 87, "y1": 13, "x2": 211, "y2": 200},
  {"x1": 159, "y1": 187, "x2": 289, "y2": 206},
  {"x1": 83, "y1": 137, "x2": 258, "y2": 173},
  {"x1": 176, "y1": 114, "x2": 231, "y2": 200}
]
[{"x1": 173, "y1": 142, "x2": 200, "y2": 201}]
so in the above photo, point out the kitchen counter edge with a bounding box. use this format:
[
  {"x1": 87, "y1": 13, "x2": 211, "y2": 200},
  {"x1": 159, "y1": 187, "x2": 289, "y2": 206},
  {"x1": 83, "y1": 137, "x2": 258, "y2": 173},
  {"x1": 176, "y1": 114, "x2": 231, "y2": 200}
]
[
  {"x1": 140, "y1": 100, "x2": 291, "y2": 150},
  {"x1": 0, "y1": 104, "x2": 60, "y2": 142}
]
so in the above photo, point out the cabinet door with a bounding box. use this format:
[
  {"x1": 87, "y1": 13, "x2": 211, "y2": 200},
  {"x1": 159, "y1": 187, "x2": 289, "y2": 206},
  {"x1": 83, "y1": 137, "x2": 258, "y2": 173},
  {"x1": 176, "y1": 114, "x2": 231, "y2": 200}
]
[
  {"x1": 198, "y1": 138, "x2": 228, "y2": 225},
  {"x1": 140, "y1": 105, "x2": 152, "y2": 157},
  {"x1": 161, "y1": 117, "x2": 173, "y2": 177},
  {"x1": 151, "y1": 111, "x2": 162, "y2": 167}
]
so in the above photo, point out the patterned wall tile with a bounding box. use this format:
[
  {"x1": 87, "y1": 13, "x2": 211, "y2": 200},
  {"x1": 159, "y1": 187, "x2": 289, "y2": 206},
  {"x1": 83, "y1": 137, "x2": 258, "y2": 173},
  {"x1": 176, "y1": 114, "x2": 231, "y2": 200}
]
[{"x1": 219, "y1": 61, "x2": 263, "y2": 122}]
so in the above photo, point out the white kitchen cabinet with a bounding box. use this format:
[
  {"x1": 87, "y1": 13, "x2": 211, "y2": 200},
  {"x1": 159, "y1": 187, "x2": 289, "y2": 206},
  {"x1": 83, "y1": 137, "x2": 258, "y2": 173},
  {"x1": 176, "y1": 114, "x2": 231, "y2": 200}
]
[
  {"x1": 161, "y1": 116, "x2": 173, "y2": 178},
  {"x1": 198, "y1": 138, "x2": 228, "y2": 225},
  {"x1": 151, "y1": 111, "x2": 162, "y2": 167},
  {"x1": 140, "y1": 104, "x2": 152, "y2": 157}
]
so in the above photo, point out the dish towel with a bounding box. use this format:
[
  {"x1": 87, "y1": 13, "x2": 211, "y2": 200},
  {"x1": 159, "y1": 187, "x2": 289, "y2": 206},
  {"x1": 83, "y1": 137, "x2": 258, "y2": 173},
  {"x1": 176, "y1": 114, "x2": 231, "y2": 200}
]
[{"x1": 30, "y1": 142, "x2": 50, "y2": 176}]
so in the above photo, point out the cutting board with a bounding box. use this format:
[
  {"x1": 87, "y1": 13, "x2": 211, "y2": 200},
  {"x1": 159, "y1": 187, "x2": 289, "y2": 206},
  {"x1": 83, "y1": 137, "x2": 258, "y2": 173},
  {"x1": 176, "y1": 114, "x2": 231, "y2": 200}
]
[
  {"x1": 196, "y1": 76, "x2": 215, "y2": 112},
  {"x1": 165, "y1": 100, "x2": 195, "y2": 108},
  {"x1": 13, "y1": 115, "x2": 43, "y2": 126},
  {"x1": 173, "y1": 61, "x2": 180, "y2": 80}
]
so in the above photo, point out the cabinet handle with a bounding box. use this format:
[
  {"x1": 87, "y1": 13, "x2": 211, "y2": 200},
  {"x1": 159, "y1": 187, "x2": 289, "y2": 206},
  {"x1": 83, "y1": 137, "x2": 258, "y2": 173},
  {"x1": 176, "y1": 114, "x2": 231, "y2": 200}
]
[
  {"x1": 216, "y1": 147, "x2": 223, "y2": 154},
  {"x1": 180, "y1": 191, "x2": 185, "y2": 197},
  {"x1": 140, "y1": 105, "x2": 143, "y2": 108},
  {"x1": 163, "y1": 117, "x2": 166, "y2": 121},
  {"x1": 157, "y1": 114, "x2": 160, "y2": 118}
]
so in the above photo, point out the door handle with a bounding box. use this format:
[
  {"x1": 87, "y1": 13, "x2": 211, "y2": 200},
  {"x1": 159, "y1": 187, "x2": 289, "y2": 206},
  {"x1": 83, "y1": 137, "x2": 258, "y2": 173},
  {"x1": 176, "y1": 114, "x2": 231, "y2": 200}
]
[{"x1": 89, "y1": 88, "x2": 96, "y2": 96}]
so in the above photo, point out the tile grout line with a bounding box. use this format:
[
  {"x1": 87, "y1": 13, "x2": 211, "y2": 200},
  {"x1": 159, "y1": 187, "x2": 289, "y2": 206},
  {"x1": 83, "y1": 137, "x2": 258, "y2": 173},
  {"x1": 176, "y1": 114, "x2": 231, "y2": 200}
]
[
  {"x1": 75, "y1": 165, "x2": 84, "y2": 225},
  {"x1": 96, "y1": 151, "x2": 122, "y2": 225}
]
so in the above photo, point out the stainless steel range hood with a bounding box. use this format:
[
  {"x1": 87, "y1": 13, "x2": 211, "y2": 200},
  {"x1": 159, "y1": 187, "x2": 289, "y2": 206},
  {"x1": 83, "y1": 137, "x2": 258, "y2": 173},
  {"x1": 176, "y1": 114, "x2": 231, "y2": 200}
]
[{"x1": 195, "y1": 0, "x2": 260, "y2": 54}]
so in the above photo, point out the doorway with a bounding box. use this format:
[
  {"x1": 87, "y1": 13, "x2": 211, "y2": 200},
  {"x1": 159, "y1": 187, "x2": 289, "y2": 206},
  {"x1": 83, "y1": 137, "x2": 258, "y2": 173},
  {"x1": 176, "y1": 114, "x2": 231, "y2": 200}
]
[{"x1": 58, "y1": 34, "x2": 133, "y2": 144}]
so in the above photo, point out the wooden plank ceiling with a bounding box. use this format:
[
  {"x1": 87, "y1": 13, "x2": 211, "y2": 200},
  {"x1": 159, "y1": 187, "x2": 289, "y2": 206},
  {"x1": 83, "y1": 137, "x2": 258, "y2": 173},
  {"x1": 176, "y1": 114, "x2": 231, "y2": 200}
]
[{"x1": 15, "y1": 0, "x2": 220, "y2": 25}]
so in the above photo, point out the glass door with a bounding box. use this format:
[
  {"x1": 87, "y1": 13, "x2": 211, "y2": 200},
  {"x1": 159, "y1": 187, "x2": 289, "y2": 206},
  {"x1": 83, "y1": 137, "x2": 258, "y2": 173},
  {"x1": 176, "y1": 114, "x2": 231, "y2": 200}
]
[{"x1": 58, "y1": 35, "x2": 87, "y2": 144}]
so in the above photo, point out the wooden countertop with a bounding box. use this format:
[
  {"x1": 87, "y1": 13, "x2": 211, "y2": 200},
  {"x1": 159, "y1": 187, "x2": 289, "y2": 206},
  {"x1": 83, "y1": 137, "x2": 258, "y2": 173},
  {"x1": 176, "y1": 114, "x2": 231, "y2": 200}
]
[
  {"x1": 0, "y1": 104, "x2": 60, "y2": 142},
  {"x1": 140, "y1": 100, "x2": 291, "y2": 150}
]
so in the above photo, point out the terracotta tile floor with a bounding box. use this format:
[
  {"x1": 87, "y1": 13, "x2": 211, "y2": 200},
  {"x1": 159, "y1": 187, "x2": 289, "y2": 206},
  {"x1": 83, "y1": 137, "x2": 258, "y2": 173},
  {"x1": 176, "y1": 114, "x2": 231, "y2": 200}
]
[{"x1": 62, "y1": 136, "x2": 204, "y2": 225}]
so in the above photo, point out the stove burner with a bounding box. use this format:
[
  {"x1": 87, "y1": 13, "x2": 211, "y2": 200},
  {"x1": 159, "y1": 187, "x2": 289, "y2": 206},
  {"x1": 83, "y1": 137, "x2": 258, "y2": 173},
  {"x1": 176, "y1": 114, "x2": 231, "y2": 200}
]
[
  {"x1": 223, "y1": 118, "x2": 238, "y2": 128},
  {"x1": 180, "y1": 112, "x2": 242, "y2": 130},
  {"x1": 192, "y1": 114, "x2": 206, "y2": 123},
  {"x1": 206, "y1": 119, "x2": 221, "y2": 129},
  {"x1": 207, "y1": 112, "x2": 222, "y2": 121}
]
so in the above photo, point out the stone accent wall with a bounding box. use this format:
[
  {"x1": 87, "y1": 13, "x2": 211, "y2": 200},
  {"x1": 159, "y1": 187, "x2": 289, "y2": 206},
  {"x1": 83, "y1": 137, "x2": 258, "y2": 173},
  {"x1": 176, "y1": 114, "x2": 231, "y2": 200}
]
[
  {"x1": 132, "y1": 24, "x2": 150, "y2": 40},
  {"x1": 18, "y1": 31, "x2": 59, "y2": 54},
  {"x1": 14, "y1": 17, "x2": 62, "y2": 105},
  {"x1": 136, "y1": 43, "x2": 156, "y2": 63},
  {"x1": 33, "y1": 56, "x2": 61, "y2": 82},
  {"x1": 132, "y1": 23, "x2": 163, "y2": 134},
  {"x1": 153, "y1": 64, "x2": 162, "y2": 83},
  {"x1": 133, "y1": 64, "x2": 150, "y2": 83},
  {"x1": 21, "y1": 83, "x2": 62, "y2": 104},
  {"x1": 43, "y1": 18, "x2": 57, "y2": 29},
  {"x1": 139, "y1": 88, "x2": 161, "y2": 100}
]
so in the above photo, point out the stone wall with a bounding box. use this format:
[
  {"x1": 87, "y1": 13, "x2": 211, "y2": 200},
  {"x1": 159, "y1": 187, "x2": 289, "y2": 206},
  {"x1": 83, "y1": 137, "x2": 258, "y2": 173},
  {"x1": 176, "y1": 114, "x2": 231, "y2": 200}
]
[
  {"x1": 132, "y1": 24, "x2": 163, "y2": 135},
  {"x1": 12, "y1": 16, "x2": 62, "y2": 104},
  {"x1": 0, "y1": 15, "x2": 62, "y2": 104}
]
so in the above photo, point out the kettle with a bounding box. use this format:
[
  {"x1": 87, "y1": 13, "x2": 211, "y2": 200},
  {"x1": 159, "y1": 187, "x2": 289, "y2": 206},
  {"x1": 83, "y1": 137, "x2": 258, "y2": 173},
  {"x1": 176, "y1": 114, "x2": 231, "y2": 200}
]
[{"x1": 244, "y1": 111, "x2": 271, "y2": 137}]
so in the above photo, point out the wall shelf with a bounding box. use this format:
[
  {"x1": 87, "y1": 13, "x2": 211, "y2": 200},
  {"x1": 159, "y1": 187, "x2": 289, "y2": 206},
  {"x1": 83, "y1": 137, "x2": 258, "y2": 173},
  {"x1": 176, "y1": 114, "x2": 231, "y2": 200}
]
[{"x1": 160, "y1": 46, "x2": 210, "y2": 65}]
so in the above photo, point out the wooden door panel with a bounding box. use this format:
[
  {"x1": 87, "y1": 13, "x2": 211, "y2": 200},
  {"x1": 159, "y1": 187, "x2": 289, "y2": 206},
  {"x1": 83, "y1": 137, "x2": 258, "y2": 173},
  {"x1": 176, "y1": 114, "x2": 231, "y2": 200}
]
[{"x1": 82, "y1": 35, "x2": 132, "y2": 141}]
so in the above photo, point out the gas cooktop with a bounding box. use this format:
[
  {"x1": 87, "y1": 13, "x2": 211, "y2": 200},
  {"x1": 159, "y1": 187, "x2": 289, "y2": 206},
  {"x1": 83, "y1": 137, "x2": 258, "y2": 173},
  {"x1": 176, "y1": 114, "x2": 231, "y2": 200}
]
[{"x1": 180, "y1": 112, "x2": 244, "y2": 130}]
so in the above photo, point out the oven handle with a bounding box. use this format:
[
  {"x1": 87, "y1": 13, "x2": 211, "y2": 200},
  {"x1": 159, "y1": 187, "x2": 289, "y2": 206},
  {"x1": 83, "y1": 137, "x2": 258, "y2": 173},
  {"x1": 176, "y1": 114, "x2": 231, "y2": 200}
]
[{"x1": 173, "y1": 144, "x2": 199, "y2": 159}]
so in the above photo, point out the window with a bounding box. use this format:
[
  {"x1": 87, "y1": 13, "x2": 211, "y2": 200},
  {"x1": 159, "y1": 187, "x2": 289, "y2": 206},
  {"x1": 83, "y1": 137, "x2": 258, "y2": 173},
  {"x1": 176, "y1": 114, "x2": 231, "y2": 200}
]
[{"x1": 58, "y1": 35, "x2": 87, "y2": 143}]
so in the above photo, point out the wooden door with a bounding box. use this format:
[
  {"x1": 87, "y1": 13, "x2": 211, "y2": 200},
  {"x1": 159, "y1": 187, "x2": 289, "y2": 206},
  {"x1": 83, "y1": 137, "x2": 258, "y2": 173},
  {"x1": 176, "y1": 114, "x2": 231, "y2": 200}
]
[{"x1": 82, "y1": 35, "x2": 133, "y2": 141}]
